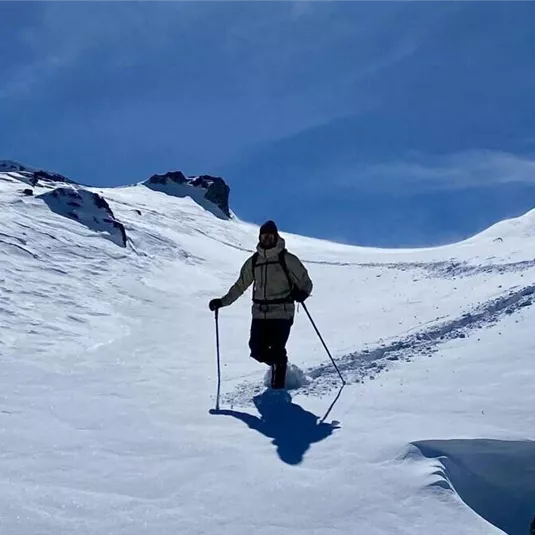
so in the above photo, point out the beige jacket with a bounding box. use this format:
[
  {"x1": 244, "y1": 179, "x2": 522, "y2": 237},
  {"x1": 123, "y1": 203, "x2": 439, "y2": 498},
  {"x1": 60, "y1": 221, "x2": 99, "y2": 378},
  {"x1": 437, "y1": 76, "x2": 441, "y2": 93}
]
[{"x1": 220, "y1": 237, "x2": 313, "y2": 320}]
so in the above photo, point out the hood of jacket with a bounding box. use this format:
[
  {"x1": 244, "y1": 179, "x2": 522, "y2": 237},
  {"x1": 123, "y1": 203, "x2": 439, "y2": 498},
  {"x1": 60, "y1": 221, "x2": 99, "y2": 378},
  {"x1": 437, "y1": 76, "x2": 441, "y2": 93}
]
[{"x1": 256, "y1": 236, "x2": 286, "y2": 259}]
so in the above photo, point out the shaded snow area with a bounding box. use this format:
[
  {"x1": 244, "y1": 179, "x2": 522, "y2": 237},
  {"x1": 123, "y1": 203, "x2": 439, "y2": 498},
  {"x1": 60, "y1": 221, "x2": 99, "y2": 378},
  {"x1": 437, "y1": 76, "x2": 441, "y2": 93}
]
[
  {"x1": 40, "y1": 187, "x2": 128, "y2": 247},
  {"x1": 1, "y1": 167, "x2": 535, "y2": 535},
  {"x1": 409, "y1": 439, "x2": 535, "y2": 535}
]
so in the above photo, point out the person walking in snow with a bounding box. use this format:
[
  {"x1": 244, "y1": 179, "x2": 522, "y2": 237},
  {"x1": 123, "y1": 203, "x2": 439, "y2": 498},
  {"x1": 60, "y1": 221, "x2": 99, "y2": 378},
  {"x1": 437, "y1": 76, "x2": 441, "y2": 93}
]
[{"x1": 209, "y1": 220, "x2": 313, "y2": 389}]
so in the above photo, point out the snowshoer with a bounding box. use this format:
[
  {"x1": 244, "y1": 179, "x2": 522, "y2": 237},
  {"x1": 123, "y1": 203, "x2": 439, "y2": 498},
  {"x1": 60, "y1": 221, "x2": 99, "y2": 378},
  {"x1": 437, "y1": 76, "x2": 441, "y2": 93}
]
[{"x1": 209, "y1": 220, "x2": 313, "y2": 389}]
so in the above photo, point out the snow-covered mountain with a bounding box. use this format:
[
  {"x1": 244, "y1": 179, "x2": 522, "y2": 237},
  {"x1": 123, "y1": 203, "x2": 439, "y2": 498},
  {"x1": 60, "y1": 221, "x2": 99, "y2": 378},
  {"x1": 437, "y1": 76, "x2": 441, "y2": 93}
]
[{"x1": 1, "y1": 163, "x2": 534, "y2": 535}]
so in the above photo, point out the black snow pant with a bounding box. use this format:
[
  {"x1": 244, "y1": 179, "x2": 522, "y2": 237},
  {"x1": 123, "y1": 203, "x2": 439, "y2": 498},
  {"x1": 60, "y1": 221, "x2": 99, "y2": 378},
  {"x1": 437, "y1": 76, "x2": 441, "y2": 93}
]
[{"x1": 249, "y1": 319, "x2": 293, "y2": 389}]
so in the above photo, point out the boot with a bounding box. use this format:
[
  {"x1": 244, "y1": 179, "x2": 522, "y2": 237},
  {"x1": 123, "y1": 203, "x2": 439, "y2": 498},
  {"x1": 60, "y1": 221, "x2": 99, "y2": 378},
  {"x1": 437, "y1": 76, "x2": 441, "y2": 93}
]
[{"x1": 271, "y1": 361, "x2": 287, "y2": 389}]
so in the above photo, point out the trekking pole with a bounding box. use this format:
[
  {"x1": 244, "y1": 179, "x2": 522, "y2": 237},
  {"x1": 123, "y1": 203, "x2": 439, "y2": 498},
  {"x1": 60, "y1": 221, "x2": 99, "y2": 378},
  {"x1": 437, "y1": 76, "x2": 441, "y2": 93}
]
[
  {"x1": 302, "y1": 302, "x2": 346, "y2": 385},
  {"x1": 214, "y1": 309, "x2": 222, "y2": 410}
]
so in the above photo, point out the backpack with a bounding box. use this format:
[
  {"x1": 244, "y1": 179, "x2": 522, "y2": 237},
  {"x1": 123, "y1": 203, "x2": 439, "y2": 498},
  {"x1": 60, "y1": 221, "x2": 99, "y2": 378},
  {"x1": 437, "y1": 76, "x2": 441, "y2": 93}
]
[{"x1": 251, "y1": 249, "x2": 295, "y2": 305}]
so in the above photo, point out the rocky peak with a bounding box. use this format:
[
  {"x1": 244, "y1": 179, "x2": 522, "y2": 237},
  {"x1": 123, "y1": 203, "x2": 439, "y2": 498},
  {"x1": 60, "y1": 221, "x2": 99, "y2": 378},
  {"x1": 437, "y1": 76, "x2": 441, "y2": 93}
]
[
  {"x1": 0, "y1": 160, "x2": 30, "y2": 173},
  {"x1": 144, "y1": 171, "x2": 231, "y2": 218},
  {"x1": 0, "y1": 160, "x2": 74, "y2": 185},
  {"x1": 146, "y1": 171, "x2": 188, "y2": 186},
  {"x1": 2, "y1": 160, "x2": 232, "y2": 219}
]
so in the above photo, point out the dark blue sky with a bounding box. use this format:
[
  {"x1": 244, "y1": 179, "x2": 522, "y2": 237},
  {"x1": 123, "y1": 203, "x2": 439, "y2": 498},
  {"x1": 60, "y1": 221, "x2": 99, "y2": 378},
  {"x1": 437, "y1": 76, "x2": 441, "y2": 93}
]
[{"x1": 2, "y1": 2, "x2": 535, "y2": 246}]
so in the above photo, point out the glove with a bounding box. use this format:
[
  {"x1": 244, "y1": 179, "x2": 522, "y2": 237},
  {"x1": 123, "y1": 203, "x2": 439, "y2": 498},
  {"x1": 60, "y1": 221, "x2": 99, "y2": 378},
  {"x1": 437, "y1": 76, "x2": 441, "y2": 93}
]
[
  {"x1": 209, "y1": 298, "x2": 223, "y2": 311},
  {"x1": 292, "y1": 288, "x2": 309, "y2": 303}
]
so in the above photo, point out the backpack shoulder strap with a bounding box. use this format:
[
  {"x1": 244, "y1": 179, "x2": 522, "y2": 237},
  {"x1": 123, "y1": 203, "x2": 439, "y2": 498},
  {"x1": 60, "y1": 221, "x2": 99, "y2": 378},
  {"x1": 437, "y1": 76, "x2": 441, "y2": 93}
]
[
  {"x1": 278, "y1": 249, "x2": 294, "y2": 290},
  {"x1": 251, "y1": 252, "x2": 259, "y2": 280}
]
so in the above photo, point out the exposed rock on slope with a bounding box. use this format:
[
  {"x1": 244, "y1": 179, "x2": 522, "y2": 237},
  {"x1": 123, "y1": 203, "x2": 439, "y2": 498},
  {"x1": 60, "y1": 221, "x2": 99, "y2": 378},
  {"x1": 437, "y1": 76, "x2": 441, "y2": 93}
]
[
  {"x1": 0, "y1": 160, "x2": 75, "y2": 185},
  {"x1": 144, "y1": 171, "x2": 231, "y2": 219},
  {"x1": 2, "y1": 160, "x2": 233, "y2": 247},
  {"x1": 39, "y1": 187, "x2": 128, "y2": 247}
]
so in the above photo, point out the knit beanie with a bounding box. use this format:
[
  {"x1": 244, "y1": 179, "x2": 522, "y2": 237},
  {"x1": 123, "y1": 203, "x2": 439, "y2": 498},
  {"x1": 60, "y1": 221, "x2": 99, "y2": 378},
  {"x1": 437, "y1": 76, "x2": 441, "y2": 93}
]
[{"x1": 259, "y1": 220, "x2": 278, "y2": 235}]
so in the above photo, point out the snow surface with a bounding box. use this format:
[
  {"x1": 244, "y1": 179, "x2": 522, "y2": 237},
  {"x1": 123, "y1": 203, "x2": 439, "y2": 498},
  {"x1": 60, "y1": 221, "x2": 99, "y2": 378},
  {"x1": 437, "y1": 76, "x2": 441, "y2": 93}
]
[{"x1": 1, "y1": 169, "x2": 535, "y2": 535}]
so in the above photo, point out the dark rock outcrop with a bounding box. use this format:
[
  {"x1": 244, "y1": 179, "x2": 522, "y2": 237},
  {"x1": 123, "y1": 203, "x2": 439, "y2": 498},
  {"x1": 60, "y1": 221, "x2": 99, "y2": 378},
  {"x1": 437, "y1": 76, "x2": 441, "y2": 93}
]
[
  {"x1": 0, "y1": 160, "x2": 75, "y2": 186},
  {"x1": 146, "y1": 171, "x2": 187, "y2": 186},
  {"x1": 33, "y1": 169, "x2": 74, "y2": 185},
  {"x1": 144, "y1": 171, "x2": 231, "y2": 219},
  {"x1": 40, "y1": 187, "x2": 127, "y2": 247},
  {"x1": 190, "y1": 175, "x2": 230, "y2": 218},
  {"x1": 0, "y1": 160, "x2": 32, "y2": 173}
]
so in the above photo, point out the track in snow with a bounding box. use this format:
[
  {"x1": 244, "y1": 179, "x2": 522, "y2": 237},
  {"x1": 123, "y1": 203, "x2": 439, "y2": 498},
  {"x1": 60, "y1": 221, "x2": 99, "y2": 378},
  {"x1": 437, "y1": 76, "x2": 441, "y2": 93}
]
[
  {"x1": 224, "y1": 281, "x2": 535, "y2": 406},
  {"x1": 306, "y1": 258, "x2": 535, "y2": 279}
]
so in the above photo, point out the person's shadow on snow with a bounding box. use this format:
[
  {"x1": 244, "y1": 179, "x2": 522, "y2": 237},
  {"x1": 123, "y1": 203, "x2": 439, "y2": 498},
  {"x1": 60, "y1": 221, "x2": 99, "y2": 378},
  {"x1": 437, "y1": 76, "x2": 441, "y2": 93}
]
[{"x1": 211, "y1": 390, "x2": 340, "y2": 465}]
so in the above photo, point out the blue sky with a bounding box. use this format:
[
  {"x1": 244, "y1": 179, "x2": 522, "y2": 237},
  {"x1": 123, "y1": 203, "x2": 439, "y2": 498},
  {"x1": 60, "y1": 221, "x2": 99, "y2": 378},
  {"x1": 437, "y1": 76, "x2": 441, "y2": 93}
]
[{"x1": 2, "y1": 2, "x2": 535, "y2": 246}]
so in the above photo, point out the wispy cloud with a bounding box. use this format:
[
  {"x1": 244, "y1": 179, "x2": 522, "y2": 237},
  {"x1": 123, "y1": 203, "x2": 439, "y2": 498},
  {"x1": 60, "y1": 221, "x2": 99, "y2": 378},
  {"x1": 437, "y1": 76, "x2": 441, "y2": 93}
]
[
  {"x1": 2, "y1": 1, "x2": 534, "y2": 209},
  {"x1": 0, "y1": 2, "x2": 189, "y2": 100},
  {"x1": 337, "y1": 151, "x2": 535, "y2": 195},
  {"x1": 289, "y1": 2, "x2": 314, "y2": 19}
]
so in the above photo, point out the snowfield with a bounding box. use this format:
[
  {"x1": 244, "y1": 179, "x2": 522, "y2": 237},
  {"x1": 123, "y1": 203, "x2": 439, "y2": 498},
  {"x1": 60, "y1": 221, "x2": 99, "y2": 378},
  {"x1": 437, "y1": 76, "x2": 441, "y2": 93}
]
[{"x1": 1, "y1": 168, "x2": 534, "y2": 535}]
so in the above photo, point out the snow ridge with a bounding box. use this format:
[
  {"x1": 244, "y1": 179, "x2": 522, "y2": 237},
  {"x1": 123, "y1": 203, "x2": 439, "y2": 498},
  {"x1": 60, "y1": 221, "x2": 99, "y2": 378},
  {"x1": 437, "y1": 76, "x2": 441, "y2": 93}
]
[{"x1": 409, "y1": 439, "x2": 535, "y2": 535}]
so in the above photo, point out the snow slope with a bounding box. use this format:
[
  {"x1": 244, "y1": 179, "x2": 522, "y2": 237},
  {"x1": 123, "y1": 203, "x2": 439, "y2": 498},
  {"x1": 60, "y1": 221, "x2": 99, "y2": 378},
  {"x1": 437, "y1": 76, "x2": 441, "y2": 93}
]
[{"x1": 1, "y1": 168, "x2": 534, "y2": 535}]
